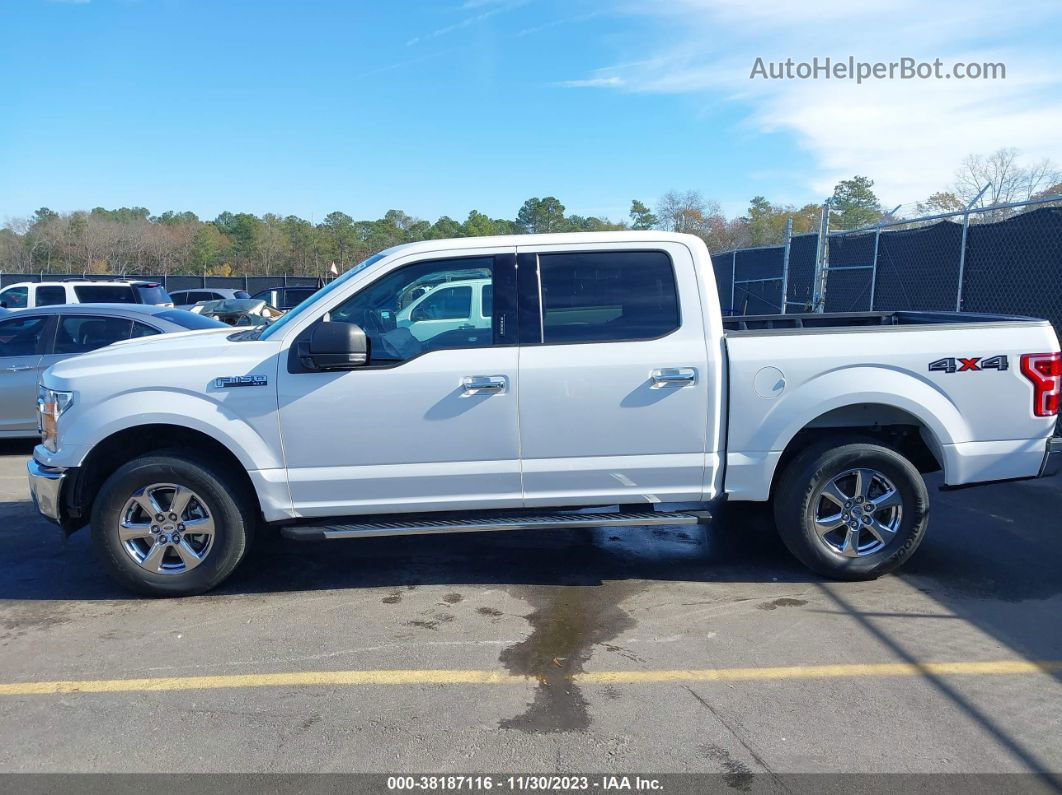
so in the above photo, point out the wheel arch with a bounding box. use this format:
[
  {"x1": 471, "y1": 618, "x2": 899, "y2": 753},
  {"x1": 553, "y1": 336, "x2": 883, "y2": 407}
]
[
  {"x1": 769, "y1": 402, "x2": 947, "y2": 500},
  {"x1": 63, "y1": 424, "x2": 261, "y2": 532}
]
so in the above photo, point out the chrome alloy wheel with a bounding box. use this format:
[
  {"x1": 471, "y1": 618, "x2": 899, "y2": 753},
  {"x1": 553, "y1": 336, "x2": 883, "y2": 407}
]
[
  {"x1": 118, "y1": 483, "x2": 216, "y2": 574},
  {"x1": 812, "y1": 468, "x2": 903, "y2": 558}
]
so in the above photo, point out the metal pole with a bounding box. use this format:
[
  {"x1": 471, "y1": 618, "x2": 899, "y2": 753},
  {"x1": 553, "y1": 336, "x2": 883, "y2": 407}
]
[
  {"x1": 730, "y1": 251, "x2": 737, "y2": 314},
  {"x1": 955, "y1": 183, "x2": 991, "y2": 313},
  {"x1": 780, "y1": 217, "x2": 793, "y2": 314},
  {"x1": 812, "y1": 200, "x2": 831, "y2": 313},
  {"x1": 870, "y1": 228, "x2": 881, "y2": 311}
]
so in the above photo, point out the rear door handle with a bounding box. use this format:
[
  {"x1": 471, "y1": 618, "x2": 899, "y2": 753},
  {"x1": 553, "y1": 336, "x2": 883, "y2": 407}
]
[
  {"x1": 5, "y1": 365, "x2": 34, "y2": 373},
  {"x1": 651, "y1": 368, "x2": 697, "y2": 387},
  {"x1": 462, "y1": 375, "x2": 507, "y2": 394}
]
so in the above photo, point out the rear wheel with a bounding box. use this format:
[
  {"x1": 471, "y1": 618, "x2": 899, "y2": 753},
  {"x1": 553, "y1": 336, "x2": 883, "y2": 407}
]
[
  {"x1": 773, "y1": 440, "x2": 928, "y2": 580},
  {"x1": 91, "y1": 453, "x2": 254, "y2": 596}
]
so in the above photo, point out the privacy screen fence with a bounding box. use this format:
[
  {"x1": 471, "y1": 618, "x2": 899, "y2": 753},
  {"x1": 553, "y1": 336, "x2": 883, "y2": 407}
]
[{"x1": 714, "y1": 196, "x2": 1062, "y2": 335}]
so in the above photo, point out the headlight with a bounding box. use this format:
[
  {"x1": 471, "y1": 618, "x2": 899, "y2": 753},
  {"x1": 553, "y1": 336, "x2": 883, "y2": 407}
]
[{"x1": 37, "y1": 386, "x2": 74, "y2": 453}]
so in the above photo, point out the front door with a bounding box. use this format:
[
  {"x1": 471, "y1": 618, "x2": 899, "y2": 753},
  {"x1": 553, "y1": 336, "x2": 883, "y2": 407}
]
[
  {"x1": 0, "y1": 314, "x2": 51, "y2": 434},
  {"x1": 276, "y1": 248, "x2": 522, "y2": 518},
  {"x1": 515, "y1": 242, "x2": 712, "y2": 507}
]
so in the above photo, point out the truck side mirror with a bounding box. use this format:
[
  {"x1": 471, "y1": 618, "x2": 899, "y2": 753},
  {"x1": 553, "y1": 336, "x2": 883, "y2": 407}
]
[{"x1": 298, "y1": 321, "x2": 369, "y2": 371}]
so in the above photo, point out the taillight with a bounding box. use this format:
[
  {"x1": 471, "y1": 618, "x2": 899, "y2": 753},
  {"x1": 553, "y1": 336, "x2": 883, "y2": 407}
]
[{"x1": 1020, "y1": 352, "x2": 1061, "y2": 417}]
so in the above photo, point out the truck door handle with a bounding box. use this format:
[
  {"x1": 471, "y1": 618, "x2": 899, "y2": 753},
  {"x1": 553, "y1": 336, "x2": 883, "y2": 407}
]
[
  {"x1": 651, "y1": 368, "x2": 697, "y2": 387},
  {"x1": 462, "y1": 376, "x2": 506, "y2": 394}
]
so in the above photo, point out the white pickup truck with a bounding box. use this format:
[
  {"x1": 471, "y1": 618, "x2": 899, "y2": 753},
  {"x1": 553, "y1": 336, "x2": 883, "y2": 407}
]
[{"x1": 27, "y1": 232, "x2": 1061, "y2": 596}]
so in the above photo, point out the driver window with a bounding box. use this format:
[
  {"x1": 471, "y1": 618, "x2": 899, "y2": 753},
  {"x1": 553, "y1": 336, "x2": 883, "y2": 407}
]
[{"x1": 330, "y1": 257, "x2": 493, "y2": 364}]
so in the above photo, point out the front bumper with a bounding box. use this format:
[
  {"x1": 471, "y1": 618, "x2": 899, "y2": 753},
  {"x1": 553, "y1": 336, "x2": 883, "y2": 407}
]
[{"x1": 27, "y1": 459, "x2": 67, "y2": 524}]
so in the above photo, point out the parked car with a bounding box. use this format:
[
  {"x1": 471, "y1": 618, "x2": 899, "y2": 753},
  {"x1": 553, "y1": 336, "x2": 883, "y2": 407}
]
[
  {"x1": 169, "y1": 288, "x2": 250, "y2": 310},
  {"x1": 190, "y1": 298, "x2": 283, "y2": 326},
  {"x1": 26, "y1": 232, "x2": 1061, "y2": 596},
  {"x1": 1, "y1": 304, "x2": 226, "y2": 439},
  {"x1": 250, "y1": 286, "x2": 318, "y2": 311},
  {"x1": 0, "y1": 280, "x2": 174, "y2": 309},
  {"x1": 394, "y1": 277, "x2": 492, "y2": 341}
]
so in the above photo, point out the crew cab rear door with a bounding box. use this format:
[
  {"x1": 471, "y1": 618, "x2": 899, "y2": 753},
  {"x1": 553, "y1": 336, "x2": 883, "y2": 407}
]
[{"x1": 515, "y1": 241, "x2": 712, "y2": 506}]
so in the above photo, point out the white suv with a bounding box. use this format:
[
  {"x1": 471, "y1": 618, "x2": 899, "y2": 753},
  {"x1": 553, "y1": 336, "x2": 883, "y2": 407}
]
[{"x1": 0, "y1": 280, "x2": 173, "y2": 310}]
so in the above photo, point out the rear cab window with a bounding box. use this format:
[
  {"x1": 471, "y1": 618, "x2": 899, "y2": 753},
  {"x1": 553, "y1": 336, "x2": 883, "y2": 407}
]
[{"x1": 537, "y1": 251, "x2": 680, "y2": 343}]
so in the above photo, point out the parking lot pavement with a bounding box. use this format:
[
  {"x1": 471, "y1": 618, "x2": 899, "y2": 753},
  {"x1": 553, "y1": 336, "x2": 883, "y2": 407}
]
[{"x1": 0, "y1": 439, "x2": 1060, "y2": 776}]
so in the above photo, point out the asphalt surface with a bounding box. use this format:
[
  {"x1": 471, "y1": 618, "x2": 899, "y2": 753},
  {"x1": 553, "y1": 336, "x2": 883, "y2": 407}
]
[{"x1": 0, "y1": 438, "x2": 1060, "y2": 777}]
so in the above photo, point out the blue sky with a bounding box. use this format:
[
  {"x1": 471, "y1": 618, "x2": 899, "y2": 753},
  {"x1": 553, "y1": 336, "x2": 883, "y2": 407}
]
[{"x1": 2, "y1": 0, "x2": 1060, "y2": 224}]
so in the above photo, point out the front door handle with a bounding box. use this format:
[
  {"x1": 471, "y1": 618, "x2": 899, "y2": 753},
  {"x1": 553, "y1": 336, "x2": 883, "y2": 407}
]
[
  {"x1": 651, "y1": 368, "x2": 697, "y2": 387},
  {"x1": 462, "y1": 375, "x2": 507, "y2": 394}
]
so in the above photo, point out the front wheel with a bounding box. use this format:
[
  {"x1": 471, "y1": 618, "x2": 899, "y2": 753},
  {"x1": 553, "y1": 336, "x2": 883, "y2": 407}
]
[
  {"x1": 773, "y1": 440, "x2": 929, "y2": 580},
  {"x1": 91, "y1": 453, "x2": 255, "y2": 597}
]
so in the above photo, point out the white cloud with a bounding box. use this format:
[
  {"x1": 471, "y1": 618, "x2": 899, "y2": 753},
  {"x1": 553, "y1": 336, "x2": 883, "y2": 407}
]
[
  {"x1": 561, "y1": 0, "x2": 1062, "y2": 204},
  {"x1": 555, "y1": 76, "x2": 625, "y2": 88}
]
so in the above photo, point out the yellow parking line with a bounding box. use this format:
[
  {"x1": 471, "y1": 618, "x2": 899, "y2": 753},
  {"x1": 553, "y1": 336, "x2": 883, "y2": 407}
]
[
  {"x1": 575, "y1": 660, "x2": 1062, "y2": 683},
  {"x1": 0, "y1": 660, "x2": 1059, "y2": 696}
]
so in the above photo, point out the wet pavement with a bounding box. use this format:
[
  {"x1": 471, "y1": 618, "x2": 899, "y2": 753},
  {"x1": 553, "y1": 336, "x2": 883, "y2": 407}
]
[{"x1": 0, "y1": 438, "x2": 1060, "y2": 776}]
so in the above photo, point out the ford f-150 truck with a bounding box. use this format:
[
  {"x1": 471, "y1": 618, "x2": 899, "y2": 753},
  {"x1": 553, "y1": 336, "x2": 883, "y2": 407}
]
[{"x1": 27, "y1": 232, "x2": 1061, "y2": 596}]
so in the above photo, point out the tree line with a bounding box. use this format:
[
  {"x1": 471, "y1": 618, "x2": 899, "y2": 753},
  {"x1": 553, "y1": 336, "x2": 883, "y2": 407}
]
[{"x1": 2, "y1": 148, "x2": 1056, "y2": 277}]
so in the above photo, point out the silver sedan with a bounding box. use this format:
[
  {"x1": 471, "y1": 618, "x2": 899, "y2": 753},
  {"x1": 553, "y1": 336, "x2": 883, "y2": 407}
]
[{"x1": 0, "y1": 304, "x2": 226, "y2": 439}]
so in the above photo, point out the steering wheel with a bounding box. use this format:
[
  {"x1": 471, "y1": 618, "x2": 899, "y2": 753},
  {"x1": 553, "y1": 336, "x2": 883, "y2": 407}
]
[{"x1": 361, "y1": 309, "x2": 387, "y2": 336}]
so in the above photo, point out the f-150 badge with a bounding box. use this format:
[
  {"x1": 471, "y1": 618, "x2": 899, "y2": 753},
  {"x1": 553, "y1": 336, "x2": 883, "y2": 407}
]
[{"x1": 214, "y1": 375, "x2": 269, "y2": 388}]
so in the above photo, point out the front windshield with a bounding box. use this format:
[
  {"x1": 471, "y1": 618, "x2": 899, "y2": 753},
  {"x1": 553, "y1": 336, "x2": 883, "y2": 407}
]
[{"x1": 258, "y1": 252, "x2": 388, "y2": 340}]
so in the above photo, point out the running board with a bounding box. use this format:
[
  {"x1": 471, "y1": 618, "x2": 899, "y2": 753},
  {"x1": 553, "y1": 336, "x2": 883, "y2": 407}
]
[{"x1": 280, "y1": 510, "x2": 711, "y2": 541}]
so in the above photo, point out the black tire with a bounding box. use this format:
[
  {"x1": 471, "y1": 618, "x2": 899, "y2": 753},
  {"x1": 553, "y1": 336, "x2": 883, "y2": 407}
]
[
  {"x1": 91, "y1": 452, "x2": 255, "y2": 597},
  {"x1": 773, "y1": 439, "x2": 928, "y2": 580}
]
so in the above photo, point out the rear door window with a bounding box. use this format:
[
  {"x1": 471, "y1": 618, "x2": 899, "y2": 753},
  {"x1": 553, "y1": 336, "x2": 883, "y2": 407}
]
[
  {"x1": 35, "y1": 286, "x2": 67, "y2": 306},
  {"x1": 54, "y1": 315, "x2": 134, "y2": 354},
  {"x1": 537, "y1": 251, "x2": 680, "y2": 344},
  {"x1": 74, "y1": 285, "x2": 136, "y2": 304}
]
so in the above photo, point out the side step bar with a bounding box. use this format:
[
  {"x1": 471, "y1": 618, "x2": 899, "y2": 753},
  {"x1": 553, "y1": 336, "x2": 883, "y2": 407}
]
[{"x1": 281, "y1": 510, "x2": 711, "y2": 541}]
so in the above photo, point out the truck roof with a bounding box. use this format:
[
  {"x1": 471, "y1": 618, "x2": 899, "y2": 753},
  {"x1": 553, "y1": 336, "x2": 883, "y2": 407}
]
[{"x1": 372, "y1": 230, "x2": 706, "y2": 260}]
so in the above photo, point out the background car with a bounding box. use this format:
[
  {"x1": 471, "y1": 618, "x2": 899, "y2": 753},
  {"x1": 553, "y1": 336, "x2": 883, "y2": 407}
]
[
  {"x1": 190, "y1": 298, "x2": 283, "y2": 326},
  {"x1": 169, "y1": 287, "x2": 250, "y2": 309},
  {"x1": 250, "y1": 285, "x2": 318, "y2": 311},
  {"x1": 0, "y1": 304, "x2": 226, "y2": 438},
  {"x1": 0, "y1": 280, "x2": 174, "y2": 309}
]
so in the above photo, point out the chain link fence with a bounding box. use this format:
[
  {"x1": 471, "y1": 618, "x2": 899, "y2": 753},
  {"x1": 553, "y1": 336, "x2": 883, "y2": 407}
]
[
  {"x1": 714, "y1": 193, "x2": 1062, "y2": 431},
  {"x1": 715, "y1": 194, "x2": 1062, "y2": 324}
]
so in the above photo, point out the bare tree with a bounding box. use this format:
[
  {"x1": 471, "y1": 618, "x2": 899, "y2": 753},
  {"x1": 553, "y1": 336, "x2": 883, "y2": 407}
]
[{"x1": 954, "y1": 148, "x2": 1061, "y2": 208}]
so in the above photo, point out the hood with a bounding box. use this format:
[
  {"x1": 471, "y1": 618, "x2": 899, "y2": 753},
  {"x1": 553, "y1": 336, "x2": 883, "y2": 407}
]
[{"x1": 44, "y1": 326, "x2": 282, "y2": 389}]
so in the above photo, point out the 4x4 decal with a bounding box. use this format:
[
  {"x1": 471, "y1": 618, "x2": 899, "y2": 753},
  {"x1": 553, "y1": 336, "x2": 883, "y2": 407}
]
[{"x1": 928, "y1": 355, "x2": 1008, "y2": 374}]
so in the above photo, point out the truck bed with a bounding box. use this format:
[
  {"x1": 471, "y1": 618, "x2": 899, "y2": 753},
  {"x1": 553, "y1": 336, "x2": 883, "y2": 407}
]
[{"x1": 723, "y1": 311, "x2": 1042, "y2": 334}]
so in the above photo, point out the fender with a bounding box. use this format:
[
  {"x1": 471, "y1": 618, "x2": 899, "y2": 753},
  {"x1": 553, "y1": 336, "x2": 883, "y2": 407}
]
[
  {"x1": 62, "y1": 388, "x2": 283, "y2": 473},
  {"x1": 726, "y1": 365, "x2": 968, "y2": 501}
]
